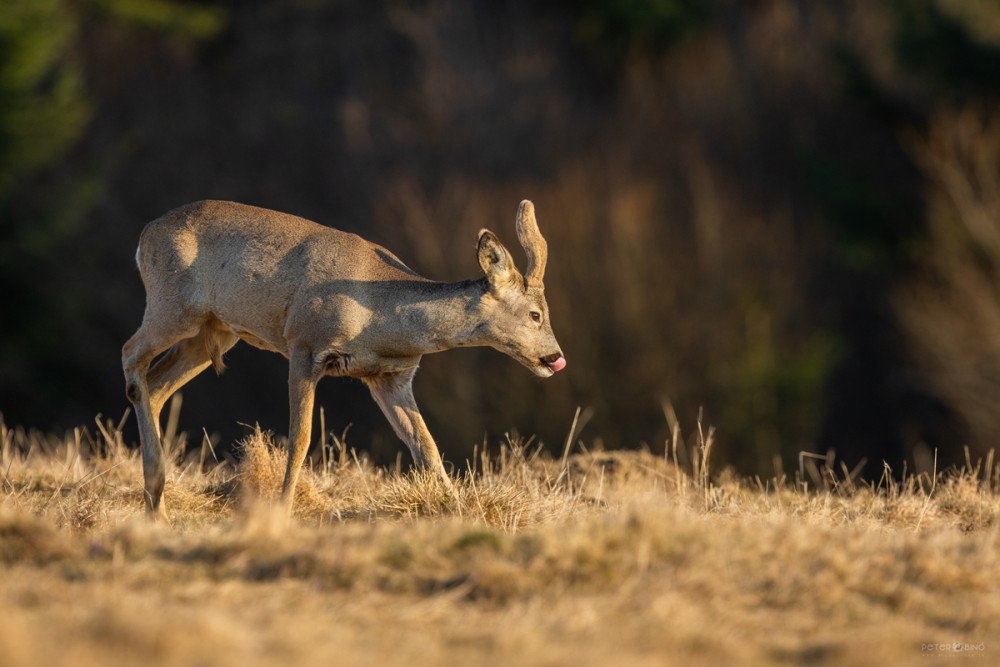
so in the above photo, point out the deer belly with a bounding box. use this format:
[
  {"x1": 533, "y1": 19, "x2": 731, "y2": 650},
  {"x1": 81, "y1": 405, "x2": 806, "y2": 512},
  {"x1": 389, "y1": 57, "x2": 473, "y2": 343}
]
[
  {"x1": 235, "y1": 331, "x2": 282, "y2": 354},
  {"x1": 216, "y1": 320, "x2": 284, "y2": 354}
]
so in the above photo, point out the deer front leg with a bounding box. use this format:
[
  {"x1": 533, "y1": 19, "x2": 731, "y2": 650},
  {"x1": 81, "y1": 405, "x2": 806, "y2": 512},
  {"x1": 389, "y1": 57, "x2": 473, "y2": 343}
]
[
  {"x1": 281, "y1": 345, "x2": 319, "y2": 510},
  {"x1": 365, "y1": 368, "x2": 453, "y2": 489}
]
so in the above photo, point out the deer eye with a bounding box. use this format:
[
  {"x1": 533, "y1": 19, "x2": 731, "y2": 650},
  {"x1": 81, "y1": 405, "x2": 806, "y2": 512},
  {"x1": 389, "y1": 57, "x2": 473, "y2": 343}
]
[{"x1": 529, "y1": 311, "x2": 542, "y2": 323}]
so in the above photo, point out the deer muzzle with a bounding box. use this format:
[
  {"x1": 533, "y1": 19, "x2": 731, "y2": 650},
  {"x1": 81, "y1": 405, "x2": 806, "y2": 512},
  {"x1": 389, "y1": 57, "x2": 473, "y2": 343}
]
[{"x1": 541, "y1": 353, "x2": 566, "y2": 373}]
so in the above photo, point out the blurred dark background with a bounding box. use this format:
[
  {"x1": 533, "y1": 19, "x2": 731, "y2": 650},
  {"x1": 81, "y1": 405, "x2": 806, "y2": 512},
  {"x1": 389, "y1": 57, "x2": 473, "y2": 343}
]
[{"x1": 3, "y1": 0, "x2": 1000, "y2": 478}]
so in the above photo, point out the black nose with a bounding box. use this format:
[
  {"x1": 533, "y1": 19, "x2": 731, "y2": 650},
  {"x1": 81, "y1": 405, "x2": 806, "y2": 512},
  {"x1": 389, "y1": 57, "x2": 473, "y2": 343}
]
[{"x1": 540, "y1": 352, "x2": 562, "y2": 365}]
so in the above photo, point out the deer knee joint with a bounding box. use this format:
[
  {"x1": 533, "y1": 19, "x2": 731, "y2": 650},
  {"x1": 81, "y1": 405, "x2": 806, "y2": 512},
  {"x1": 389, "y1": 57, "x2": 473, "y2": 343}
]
[{"x1": 126, "y1": 381, "x2": 142, "y2": 403}]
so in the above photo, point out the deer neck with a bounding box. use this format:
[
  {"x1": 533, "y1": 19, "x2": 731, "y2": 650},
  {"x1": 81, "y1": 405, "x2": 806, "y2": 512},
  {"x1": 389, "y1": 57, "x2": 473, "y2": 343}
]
[{"x1": 390, "y1": 278, "x2": 489, "y2": 355}]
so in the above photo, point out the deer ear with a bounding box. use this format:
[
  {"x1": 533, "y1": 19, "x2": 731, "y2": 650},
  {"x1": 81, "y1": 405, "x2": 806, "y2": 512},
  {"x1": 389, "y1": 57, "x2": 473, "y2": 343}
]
[{"x1": 478, "y1": 229, "x2": 519, "y2": 288}]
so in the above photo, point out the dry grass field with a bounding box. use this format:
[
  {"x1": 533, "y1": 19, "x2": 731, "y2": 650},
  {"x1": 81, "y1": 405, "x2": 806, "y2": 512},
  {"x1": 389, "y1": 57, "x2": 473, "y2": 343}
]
[{"x1": 1, "y1": 408, "x2": 998, "y2": 667}]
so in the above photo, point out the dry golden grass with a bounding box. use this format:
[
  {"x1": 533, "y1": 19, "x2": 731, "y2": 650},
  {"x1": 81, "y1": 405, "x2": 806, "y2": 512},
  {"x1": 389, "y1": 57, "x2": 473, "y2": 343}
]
[{"x1": 1, "y1": 413, "x2": 998, "y2": 666}]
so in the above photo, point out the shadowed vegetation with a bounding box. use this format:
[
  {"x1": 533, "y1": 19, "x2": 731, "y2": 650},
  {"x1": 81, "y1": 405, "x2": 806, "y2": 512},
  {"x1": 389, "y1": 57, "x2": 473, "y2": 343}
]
[{"x1": 4, "y1": 1, "x2": 1000, "y2": 480}]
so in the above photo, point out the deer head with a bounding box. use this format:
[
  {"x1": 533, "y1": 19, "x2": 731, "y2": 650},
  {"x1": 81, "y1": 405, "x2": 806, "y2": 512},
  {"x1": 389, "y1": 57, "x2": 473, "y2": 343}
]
[{"x1": 476, "y1": 200, "x2": 566, "y2": 377}]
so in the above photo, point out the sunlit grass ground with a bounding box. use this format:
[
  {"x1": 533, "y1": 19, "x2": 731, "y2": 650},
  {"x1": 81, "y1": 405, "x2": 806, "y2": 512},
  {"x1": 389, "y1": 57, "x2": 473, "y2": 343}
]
[{"x1": 1, "y1": 408, "x2": 998, "y2": 666}]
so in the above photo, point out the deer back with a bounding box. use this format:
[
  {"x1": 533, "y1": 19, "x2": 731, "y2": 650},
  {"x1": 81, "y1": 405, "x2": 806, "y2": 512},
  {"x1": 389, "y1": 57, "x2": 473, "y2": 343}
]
[{"x1": 136, "y1": 200, "x2": 426, "y2": 355}]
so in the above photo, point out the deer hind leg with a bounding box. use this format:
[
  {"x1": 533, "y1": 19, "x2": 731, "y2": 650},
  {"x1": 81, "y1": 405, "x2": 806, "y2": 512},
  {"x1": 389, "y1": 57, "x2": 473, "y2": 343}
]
[
  {"x1": 122, "y1": 313, "x2": 203, "y2": 521},
  {"x1": 148, "y1": 320, "x2": 238, "y2": 417},
  {"x1": 365, "y1": 368, "x2": 453, "y2": 489}
]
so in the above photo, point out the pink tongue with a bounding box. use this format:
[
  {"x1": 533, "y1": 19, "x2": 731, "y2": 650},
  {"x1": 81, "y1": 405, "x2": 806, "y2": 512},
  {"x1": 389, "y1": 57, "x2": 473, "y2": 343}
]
[{"x1": 547, "y1": 356, "x2": 567, "y2": 372}]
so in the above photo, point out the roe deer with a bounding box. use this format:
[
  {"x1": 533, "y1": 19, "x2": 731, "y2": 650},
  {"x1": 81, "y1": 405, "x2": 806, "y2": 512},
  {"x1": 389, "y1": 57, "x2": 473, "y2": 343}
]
[{"x1": 122, "y1": 199, "x2": 565, "y2": 519}]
